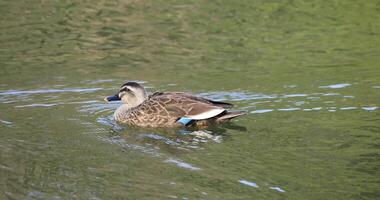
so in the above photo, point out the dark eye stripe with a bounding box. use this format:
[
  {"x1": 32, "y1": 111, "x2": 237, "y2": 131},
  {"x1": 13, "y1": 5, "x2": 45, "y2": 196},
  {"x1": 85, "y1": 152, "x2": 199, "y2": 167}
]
[{"x1": 119, "y1": 87, "x2": 131, "y2": 92}]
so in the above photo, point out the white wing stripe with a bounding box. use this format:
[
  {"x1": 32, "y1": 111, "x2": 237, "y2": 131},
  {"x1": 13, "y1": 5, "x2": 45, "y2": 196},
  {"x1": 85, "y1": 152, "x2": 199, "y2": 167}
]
[{"x1": 186, "y1": 108, "x2": 225, "y2": 120}]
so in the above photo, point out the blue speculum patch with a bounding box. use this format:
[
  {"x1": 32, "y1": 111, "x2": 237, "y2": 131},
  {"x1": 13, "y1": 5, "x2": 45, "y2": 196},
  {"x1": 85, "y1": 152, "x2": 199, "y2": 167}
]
[{"x1": 177, "y1": 117, "x2": 192, "y2": 125}]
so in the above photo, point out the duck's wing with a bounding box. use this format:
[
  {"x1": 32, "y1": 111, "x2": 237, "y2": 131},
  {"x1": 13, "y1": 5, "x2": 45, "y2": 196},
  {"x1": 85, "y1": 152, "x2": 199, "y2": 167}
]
[
  {"x1": 152, "y1": 92, "x2": 227, "y2": 120},
  {"x1": 151, "y1": 92, "x2": 233, "y2": 108},
  {"x1": 183, "y1": 94, "x2": 233, "y2": 109},
  {"x1": 183, "y1": 103, "x2": 225, "y2": 120}
]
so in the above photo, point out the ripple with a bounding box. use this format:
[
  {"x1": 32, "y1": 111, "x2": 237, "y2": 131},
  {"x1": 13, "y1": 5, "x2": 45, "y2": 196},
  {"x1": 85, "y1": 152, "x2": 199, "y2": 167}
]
[
  {"x1": 188, "y1": 130, "x2": 222, "y2": 143},
  {"x1": 269, "y1": 186, "x2": 286, "y2": 193},
  {"x1": 96, "y1": 135, "x2": 162, "y2": 157},
  {"x1": 251, "y1": 109, "x2": 274, "y2": 114},
  {"x1": 96, "y1": 116, "x2": 121, "y2": 129},
  {"x1": 239, "y1": 179, "x2": 259, "y2": 188},
  {"x1": 14, "y1": 100, "x2": 102, "y2": 108},
  {"x1": 164, "y1": 158, "x2": 201, "y2": 171},
  {"x1": 143, "y1": 134, "x2": 182, "y2": 146},
  {"x1": 0, "y1": 87, "x2": 103, "y2": 95},
  {"x1": 249, "y1": 105, "x2": 378, "y2": 114},
  {"x1": 319, "y1": 83, "x2": 351, "y2": 89},
  {"x1": 277, "y1": 108, "x2": 301, "y2": 111},
  {"x1": 137, "y1": 130, "x2": 222, "y2": 150},
  {"x1": 27, "y1": 191, "x2": 45, "y2": 199},
  {"x1": 79, "y1": 102, "x2": 119, "y2": 114},
  {"x1": 93, "y1": 125, "x2": 204, "y2": 171},
  {"x1": 83, "y1": 79, "x2": 114, "y2": 84},
  {"x1": 0, "y1": 119, "x2": 13, "y2": 126},
  {"x1": 339, "y1": 107, "x2": 357, "y2": 110},
  {"x1": 239, "y1": 180, "x2": 286, "y2": 193},
  {"x1": 283, "y1": 85, "x2": 297, "y2": 88},
  {"x1": 322, "y1": 93, "x2": 340, "y2": 96},
  {"x1": 362, "y1": 106, "x2": 378, "y2": 111},
  {"x1": 198, "y1": 91, "x2": 276, "y2": 101},
  {"x1": 15, "y1": 103, "x2": 59, "y2": 108},
  {"x1": 282, "y1": 93, "x2": 308, "y2": 98}
]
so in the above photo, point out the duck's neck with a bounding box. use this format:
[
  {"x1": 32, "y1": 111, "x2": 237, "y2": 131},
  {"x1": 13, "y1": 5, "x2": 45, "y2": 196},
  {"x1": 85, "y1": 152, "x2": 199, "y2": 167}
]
[
  {"x1": 114, "y1": 104, "x2": 132, "y2": 121},
  {"x1": 114, "y1": 103, "x2": 141, "y2": 122}
]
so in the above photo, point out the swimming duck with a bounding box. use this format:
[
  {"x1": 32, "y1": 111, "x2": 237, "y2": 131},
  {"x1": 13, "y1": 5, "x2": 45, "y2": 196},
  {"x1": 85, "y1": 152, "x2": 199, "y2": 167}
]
[{"x1": 104, "y1": 82, "x2": 246, "y2": 127}]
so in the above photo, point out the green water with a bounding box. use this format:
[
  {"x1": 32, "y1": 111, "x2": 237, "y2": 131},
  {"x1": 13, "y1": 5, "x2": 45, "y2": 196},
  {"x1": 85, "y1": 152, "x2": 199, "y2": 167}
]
[{"x1": 1, "y1": 0, "x2": 379, "y2": 199}]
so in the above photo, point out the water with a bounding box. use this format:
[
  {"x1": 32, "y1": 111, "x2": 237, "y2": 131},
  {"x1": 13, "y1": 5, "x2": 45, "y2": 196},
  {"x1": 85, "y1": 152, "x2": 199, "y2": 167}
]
[{"x1": 1, "y1": 0, "x2": 379, "y2": 199}]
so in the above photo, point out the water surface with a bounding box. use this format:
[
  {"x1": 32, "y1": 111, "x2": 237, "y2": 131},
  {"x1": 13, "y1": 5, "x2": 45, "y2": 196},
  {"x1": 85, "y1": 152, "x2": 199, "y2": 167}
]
[{"x1": 1, "y1": 0, "x2": 379, "y2": 199}]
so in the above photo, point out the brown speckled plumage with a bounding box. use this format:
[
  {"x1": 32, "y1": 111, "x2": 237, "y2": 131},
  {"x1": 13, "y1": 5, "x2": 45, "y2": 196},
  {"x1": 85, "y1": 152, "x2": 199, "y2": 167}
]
[{"x1": 106, "y1": 82, "x2": 246, "y2": 128}]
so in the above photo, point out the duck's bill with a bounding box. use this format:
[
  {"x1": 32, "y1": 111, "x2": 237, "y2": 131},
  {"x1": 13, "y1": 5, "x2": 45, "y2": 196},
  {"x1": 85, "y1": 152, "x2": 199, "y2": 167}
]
[{"x1": 104, "y1": 94, "x2": 121, "y2": 102}]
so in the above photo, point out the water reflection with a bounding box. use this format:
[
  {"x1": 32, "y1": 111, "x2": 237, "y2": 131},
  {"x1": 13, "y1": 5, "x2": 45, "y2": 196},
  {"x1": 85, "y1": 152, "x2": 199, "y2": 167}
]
[
  {"x1": 94, "y1": 126, "x2": 207, "y2": 171},
  {"x1": 97, "y1": 116, "x2": 234, "y2": 152}
]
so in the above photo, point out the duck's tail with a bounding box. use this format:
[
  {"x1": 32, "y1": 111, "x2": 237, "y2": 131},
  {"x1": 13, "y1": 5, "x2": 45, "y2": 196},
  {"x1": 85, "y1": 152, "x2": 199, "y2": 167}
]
[{"x1": 215, "y1": 110, "x2": 247, "y2": 123}]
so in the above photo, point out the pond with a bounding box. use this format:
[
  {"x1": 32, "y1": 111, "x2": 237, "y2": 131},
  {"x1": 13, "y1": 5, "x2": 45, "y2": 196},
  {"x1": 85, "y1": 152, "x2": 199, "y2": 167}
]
[{"x1": 0, "y1": 0, "x2": 379, "y2": 199}]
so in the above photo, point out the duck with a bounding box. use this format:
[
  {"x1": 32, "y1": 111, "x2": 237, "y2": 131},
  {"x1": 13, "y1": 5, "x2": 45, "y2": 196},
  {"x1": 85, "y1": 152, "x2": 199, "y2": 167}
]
[{"x1": 104, "y1": 82, "x2": 246, "y2": 128}]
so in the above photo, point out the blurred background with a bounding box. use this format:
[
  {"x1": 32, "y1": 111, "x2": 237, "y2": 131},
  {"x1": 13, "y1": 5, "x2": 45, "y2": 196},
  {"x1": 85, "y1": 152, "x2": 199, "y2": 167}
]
[{"x1": 0, "y1": 0, "x2": 379, "y2": 199}]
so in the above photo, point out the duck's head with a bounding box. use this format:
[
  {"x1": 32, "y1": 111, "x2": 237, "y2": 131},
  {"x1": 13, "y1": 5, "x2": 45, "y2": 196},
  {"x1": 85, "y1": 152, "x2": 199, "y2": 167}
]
[{"x1": 104, "y1": 82, "x2": 148, "y2": 108}]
